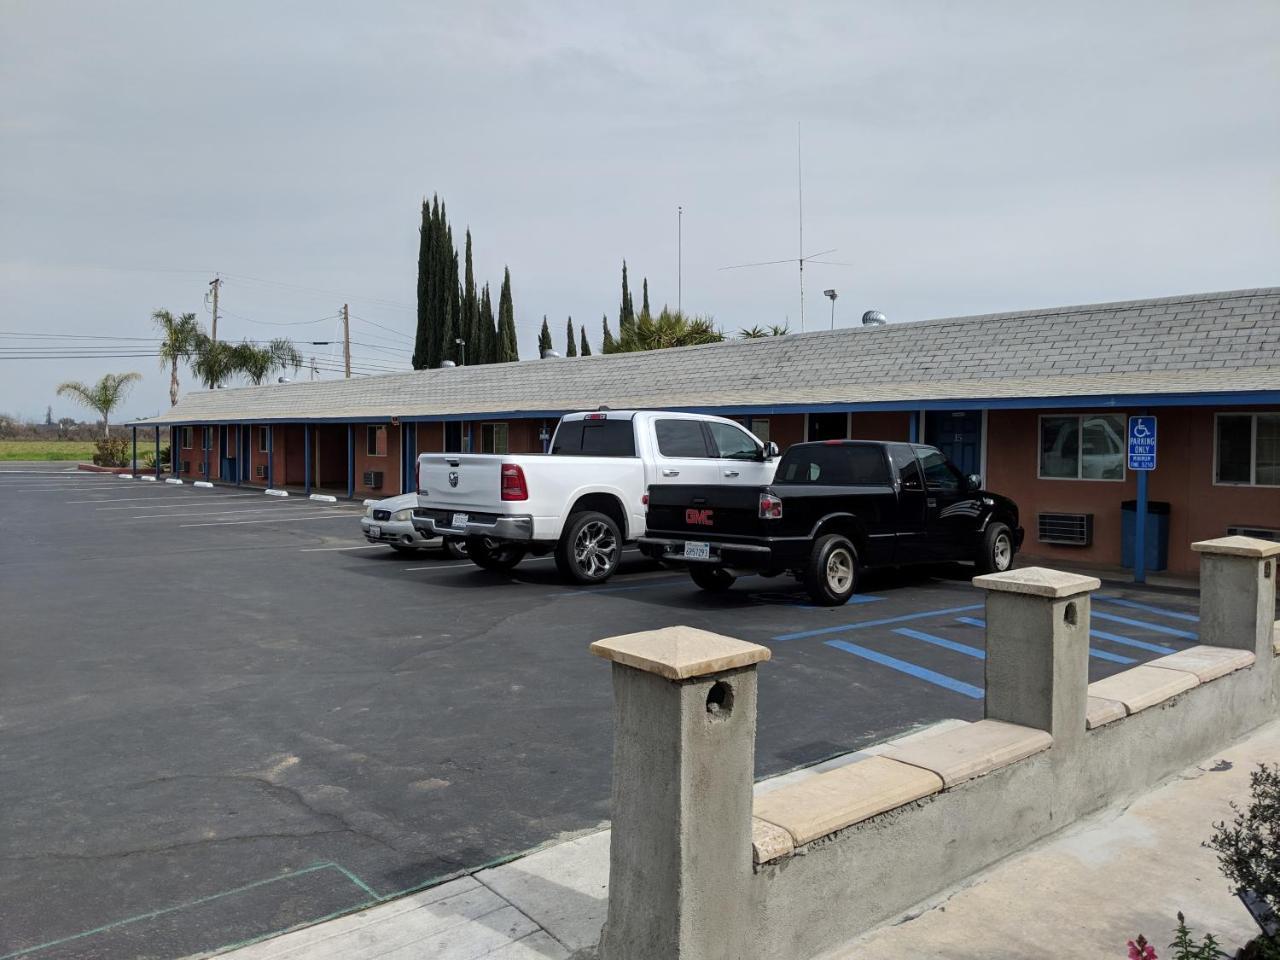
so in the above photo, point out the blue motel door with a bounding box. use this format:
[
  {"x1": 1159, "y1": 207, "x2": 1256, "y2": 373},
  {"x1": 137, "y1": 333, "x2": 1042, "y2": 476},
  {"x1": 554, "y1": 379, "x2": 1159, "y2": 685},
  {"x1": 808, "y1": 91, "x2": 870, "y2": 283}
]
[{"x1": 924, "y1": 410, "x2": 982, "y2": 478}]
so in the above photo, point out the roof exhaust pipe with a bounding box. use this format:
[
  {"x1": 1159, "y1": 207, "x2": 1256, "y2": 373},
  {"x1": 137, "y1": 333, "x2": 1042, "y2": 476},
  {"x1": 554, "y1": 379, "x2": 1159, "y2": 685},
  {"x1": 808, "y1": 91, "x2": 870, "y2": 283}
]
[{"x1": 862, "y1": 310, "x2": 887, "y2": 327}]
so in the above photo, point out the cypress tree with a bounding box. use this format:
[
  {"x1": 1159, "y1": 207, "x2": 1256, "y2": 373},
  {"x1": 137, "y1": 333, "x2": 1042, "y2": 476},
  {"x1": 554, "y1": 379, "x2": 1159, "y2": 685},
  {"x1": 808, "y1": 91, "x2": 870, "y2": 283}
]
[
  {"x1": 427, "y1": 197, "x2": 445, "y2": 367},
  {"x1": 580, "y1": 324, "x2": 591, "y2": 356},
  {"x1": 412, "y1": 199, "x2": 432, "y2": 369},
  {"x1": 538, "y1": 316, "x2": 552, "y2": 357},
  {"x1": 602, "y1": 314, "x2": 617, "y2": 354},
  {"x1": 619, "y1": 260, "x2": 635, "y2": 348},
  {"x1": 480, "y1": 284, "x2": 496, "y2": 364},
  {"x1": 642, "y1": 278, "x2": 650, "y2": 318},
  {"x1": 565, "y1": 317, "x2": 577, "y2": 357},
  {"x1": 497, "y1": 268, "x2": 518, "y2": 362},
  {"x1": 462, "y1": 229, "x2": 478, "y2": 364}
]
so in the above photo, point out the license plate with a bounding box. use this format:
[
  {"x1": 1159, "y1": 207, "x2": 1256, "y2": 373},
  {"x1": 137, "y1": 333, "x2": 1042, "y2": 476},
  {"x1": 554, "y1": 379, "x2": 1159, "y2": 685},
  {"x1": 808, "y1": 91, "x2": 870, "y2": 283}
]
[
  {"x1": 683, "y1": 541, "x2": 711, "y2": 560},
  {"x1": 369, "y1": 525, "x2": 381, "y2": 537},
  {"x1": 452, "y1": 513, "x2": 469, "y2": 529}
]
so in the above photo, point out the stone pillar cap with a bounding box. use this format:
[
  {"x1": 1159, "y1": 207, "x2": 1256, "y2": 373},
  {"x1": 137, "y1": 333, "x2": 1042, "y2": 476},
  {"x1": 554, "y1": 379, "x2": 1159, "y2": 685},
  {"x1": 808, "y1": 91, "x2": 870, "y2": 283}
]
[
  {"x1": 1191, "y1": 535, "x2": 1280, "y2": 558},
  {"x1": 591, "y1": 625, "x2": 771, "y2": 680},
  {"x1": 973, "y1": 566, "x2": 1100, "y2": 598}
]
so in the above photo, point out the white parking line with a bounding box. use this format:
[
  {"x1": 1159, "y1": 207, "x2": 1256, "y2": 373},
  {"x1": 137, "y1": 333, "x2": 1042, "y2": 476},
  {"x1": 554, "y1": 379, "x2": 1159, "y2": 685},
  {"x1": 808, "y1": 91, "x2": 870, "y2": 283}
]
[
  {"x1": 180, "y1": 514, "x2": 356, "y2": 528},
  {"x1": 297, "y1": 544, "x2": 387, "y2": 552},
  {"x1": 91, "y1": 494, "x2": 264, "y2": 508},
  {"x1": 402, "y1": 556, "x2": 558, "y2": 572},
  {"x1": 129, "y1": 504, "x2": 346, "y2": 520}
]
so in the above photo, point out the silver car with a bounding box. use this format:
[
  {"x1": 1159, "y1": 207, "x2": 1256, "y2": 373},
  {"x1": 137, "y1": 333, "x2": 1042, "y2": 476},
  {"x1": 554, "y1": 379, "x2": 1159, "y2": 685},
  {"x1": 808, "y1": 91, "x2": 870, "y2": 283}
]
[{"x1": 361, "y1": 493, "x2": 467, "y2": 559}]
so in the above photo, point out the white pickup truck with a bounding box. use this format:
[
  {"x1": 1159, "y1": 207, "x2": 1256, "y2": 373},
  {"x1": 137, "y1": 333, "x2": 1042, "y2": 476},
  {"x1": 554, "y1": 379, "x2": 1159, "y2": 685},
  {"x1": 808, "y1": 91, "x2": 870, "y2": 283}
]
[{"x1": 412, "y1": 410, "x2": 778, "y2": 583}]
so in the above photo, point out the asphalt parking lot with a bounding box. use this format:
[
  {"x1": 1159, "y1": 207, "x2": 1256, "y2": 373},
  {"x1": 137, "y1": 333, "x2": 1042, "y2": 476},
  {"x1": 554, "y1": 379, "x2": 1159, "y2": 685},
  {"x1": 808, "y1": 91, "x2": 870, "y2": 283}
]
[{"x1": 0, "y1": 466, "x2": 1207, "y2": 959}]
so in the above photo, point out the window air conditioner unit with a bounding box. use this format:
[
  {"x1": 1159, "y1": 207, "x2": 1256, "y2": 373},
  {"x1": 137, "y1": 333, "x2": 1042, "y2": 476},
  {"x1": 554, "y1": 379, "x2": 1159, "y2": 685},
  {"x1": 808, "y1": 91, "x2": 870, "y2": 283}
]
[
  {"x1": 1037, "y1": 512, "x2": 1093, "y2": 547},
  {"x1": 255, "y1": 464, "x2": 267, "y2": 479},
  {"x1": 363, "y1": 470, "x2": 383, "y2": 490},
  {"x1": 1226, "y1": 525, "x2": 1279, "y2": 542}
]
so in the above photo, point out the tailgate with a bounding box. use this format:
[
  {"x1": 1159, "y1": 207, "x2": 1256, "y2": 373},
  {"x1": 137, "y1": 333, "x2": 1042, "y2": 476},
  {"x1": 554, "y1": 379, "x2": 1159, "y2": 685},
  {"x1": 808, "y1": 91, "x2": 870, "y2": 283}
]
[
  {"x1": 646, "y1": 484, "x2": 767, "y2": 538},
  {"x1": 418, "y1": 455, "x2": 506, "y2": 512}
]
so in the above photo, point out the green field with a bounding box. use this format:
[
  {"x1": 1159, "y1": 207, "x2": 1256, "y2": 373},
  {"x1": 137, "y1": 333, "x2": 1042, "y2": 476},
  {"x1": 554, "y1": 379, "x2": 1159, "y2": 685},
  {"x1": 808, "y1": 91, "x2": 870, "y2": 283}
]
[{"x1": 0, "y1": 440, "x2": 97, "y2": 461}]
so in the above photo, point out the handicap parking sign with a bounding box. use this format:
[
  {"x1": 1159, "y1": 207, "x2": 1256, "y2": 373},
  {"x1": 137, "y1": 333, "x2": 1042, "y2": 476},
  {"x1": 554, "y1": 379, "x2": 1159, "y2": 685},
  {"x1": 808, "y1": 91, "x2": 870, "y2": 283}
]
[{"x1": 1128, "y1": 416, "x2": 1157, "y2": 470}]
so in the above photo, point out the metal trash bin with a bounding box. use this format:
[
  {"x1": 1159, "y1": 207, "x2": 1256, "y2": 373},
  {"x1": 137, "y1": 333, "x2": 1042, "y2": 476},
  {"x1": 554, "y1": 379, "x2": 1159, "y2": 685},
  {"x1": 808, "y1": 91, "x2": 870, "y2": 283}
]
[{"x1": 1121, "y1": 499, "x2": 1170, "y2": 572}]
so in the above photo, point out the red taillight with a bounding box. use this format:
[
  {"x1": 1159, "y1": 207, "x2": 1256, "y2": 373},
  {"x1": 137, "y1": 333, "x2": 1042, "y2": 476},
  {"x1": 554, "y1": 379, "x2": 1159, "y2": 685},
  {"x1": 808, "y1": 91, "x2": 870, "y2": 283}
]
[
  {"x1": 759, "y1": 493, "x2": 783, "y2": 519},
  {"x1": 641, "y1": 493, "x2": 649, "y2": 506},
  {"x1": 501, "y1": 463, "x2": 528, "y2": 501}
]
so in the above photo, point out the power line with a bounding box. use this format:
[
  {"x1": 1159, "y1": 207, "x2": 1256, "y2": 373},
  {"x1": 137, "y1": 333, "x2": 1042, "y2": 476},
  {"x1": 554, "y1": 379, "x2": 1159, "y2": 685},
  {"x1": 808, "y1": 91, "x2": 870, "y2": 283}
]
[{"x1": 350, "y1": 314, "x2": 415, "y2": 341}]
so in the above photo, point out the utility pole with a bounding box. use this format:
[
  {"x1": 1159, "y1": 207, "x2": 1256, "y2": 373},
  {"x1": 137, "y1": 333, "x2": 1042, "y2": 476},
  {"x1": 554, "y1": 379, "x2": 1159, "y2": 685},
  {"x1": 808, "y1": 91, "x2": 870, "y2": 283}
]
[
  {"x1": 677, "y1": 206, "x2": 683, "y2": 313},
  {"x1": 310, "y1": 356, "x2": 317, "y2": 381},
  {"x1": 209, "y1": 275, "x2": 222, "y2": 343},
  {"x1": 342, "y1": 303, "x2": 351, "y2": 379},
  {"x1": 797, "y1": 122, "x2": 805, "y2": 333}
]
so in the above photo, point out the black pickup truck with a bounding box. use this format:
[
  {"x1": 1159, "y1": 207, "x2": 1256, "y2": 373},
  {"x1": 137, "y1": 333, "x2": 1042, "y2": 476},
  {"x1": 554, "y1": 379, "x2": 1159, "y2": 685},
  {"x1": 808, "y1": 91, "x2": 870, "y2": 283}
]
[{"x1": 639, "y1": 440, "x2": 1023, "y2": 605}]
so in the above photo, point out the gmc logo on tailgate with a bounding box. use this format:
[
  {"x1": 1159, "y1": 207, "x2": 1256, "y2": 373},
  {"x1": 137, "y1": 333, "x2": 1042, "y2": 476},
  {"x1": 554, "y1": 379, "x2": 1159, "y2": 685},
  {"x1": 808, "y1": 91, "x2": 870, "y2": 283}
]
[{"x1": 685, "y1": 508, "x2": 714, "y2": 526}]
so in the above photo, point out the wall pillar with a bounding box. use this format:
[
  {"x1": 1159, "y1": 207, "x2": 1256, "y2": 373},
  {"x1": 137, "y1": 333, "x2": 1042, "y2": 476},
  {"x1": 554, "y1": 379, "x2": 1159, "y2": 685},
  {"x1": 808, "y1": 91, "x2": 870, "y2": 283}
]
[
  {"x1": 974, "y1": 567, "x2": 1098, "y2": 755},
  {"x1": 203, "y1": 427, "x2": 210, "y2": 480},
  {"x1": 266, "y1": 425, "x2": 273, "y2": 487},
  {"x1": 1192, "y1": 536, "x2": 1280, "y2": 659},
  {"x1": 591, "y1": 626, "x2": 770, "y2": 960},
  {"x1": 130, "y1": 426, "x2": 137, "y2": 475},
  {"x1": 304, "y1": 426, "x2": 312, "y2": 495},
  {"x1": 154, "y1": 427, "x2": 161, "y2": 478},
  {"x1": 347, "y1": 424, "x2": 355, "y2": 499}
]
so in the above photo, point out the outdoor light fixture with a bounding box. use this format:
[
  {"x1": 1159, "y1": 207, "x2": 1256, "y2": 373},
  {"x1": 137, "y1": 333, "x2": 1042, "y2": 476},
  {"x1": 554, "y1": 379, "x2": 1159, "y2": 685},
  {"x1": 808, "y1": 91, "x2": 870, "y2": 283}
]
[{"x1": 824, "y1": 289, "x2": 838, "y2": 329}]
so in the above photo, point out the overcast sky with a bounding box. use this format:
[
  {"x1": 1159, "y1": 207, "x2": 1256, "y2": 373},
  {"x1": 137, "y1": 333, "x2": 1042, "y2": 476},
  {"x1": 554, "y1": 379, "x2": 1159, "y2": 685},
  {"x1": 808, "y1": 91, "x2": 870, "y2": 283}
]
[{"x1": 2, "y1": 1, "x2": 1277, "y2": 422}]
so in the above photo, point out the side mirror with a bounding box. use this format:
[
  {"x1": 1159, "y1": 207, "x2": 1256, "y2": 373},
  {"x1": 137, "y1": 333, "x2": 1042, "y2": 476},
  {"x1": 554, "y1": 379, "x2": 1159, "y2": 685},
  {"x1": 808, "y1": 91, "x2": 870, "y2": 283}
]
[
  {"x1": 762, "y1": 441, "x2": 780, "y2": 460},
  {"x1": 967, "y1": 474, "x2": 982, "y2": 491}
]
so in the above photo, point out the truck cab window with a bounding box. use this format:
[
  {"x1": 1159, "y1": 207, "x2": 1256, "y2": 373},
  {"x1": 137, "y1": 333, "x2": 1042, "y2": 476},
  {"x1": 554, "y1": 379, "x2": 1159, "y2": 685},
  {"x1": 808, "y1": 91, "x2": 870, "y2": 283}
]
[
  {"x1": 916, "y1": 448, "x2": 963, "y2": 493},
  {"x1": 888, "y1": 444, "x2": 924, "y2": 491},
  {"x1": 706, "y1": 421, "x2": 760, "y2": 460},
  {"x1": 777, "y1": 443, "x2": 890, "y2": 485},
  {"x1": 656, "y1": 419, "x2": 711, "y2": 458},
  {"x1": 551, "y1": 419, "x2": 636, "y2": 456}
]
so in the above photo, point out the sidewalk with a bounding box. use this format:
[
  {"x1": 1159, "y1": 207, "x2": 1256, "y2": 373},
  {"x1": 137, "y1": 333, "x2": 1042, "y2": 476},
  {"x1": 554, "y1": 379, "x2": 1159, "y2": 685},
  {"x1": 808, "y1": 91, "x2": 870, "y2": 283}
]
[{"x1": 218, "y1": 719, "x2": 1276, "y2": 960}]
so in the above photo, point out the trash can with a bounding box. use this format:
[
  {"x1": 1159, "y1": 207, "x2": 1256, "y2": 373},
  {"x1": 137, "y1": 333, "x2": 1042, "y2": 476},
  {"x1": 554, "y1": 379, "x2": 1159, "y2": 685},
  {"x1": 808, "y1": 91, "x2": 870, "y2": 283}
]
[{"x1": 1121, "y1": 500, "x2": 1170, "y2": 572}]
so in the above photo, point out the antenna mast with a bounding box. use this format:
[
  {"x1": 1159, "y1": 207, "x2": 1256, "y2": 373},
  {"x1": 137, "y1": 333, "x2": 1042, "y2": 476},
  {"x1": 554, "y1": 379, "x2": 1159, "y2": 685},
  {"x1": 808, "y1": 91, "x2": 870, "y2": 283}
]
[{"x1": 797, "y1": 122, "x2": 804, "y2": 332}]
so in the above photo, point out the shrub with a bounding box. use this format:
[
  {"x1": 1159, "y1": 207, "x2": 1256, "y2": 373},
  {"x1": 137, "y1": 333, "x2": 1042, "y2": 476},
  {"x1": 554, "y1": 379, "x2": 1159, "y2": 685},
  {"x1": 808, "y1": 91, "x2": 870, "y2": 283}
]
[
  {"x1": 92, "y1": 436, "x2": 132, "y2": 467},
  {"x1": 1207, "y1": 764, "x2": 1280, "y2": 920}
]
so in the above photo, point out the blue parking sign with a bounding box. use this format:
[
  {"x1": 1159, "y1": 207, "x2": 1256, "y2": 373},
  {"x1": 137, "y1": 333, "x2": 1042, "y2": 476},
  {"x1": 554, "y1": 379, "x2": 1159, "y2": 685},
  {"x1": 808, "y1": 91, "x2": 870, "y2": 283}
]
[{"x1": 1128, "y1": 416, "x2": 1157, "y2": 470}]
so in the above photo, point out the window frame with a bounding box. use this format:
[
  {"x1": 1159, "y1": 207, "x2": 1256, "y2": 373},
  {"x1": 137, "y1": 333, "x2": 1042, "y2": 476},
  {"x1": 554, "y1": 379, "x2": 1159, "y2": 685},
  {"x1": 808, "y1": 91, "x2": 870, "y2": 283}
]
[
  {"x1": 706, "y1": 420, "x2": 763, "y2": 461},
  {"x1": 481, "y1": 422, "x2": 509, "y2": 455},
  {"x1": 257, "y1": 427, "x2": 269, "y2": 454},
  {"x1": 1036, "y1": 413, "x2": 1126, "y2": 482},
  {"x1": 180, "y1": 427, "x2": 193, "y2": 450},
  {"x1": 1213, "y1": 412, "x2": 1280, "y2": 488},
  {"x1": 366, "y1": 425, "x2": 387, "y2": 458}
]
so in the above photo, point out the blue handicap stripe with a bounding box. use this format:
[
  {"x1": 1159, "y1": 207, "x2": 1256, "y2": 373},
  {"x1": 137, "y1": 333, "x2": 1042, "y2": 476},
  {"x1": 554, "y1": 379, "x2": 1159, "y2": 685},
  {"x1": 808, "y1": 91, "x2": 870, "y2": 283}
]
[
  {"x1": 955, "y1": 617, "x2": 1134, "y2": 664},
  {"x1": 773, "y1": 604, "x2": 984, "y2": 642},
  {"x1": 894, "y1": 627, "x2": 984, "y2": 659},
  {"x1": 1095, "y1": 595, "x2": 1199, "y2": 623},
  {"x1": 1090, "y1": 628, "x2": 1177, "y2": 656},
  {"x1": 825, "y1": 639, "x2": 984, "y2": 699},
  {"x1": 1091, "y1": 610, "x2": 1198, "y2": 640}
]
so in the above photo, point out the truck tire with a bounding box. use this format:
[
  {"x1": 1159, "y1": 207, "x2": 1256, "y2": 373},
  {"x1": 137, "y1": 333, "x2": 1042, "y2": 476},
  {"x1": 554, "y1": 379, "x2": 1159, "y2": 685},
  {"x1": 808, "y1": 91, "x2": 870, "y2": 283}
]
[
  {"x1": 555, "y1": 511, "x2": 622, "y2": 584},
  {"x1": 974, "y1": 522, "x2": 1014, "y2": 574},
  {"x1": 442, "y1": 537, "x2": 468, "y2": 560},
  {"x1": 467, "y1": 536, "x2": 526, "y2": 572},
  {"x1": 804, "y1": 534, "x2": 859, "y2": 606},
  {"x1": 689, "y1": 565, "x2": 736, "y2": 592}
]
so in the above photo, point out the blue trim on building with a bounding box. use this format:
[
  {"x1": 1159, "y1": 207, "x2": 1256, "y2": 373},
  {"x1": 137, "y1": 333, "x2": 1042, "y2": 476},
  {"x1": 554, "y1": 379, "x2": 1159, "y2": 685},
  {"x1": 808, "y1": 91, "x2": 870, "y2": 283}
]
[{"x1": 125, "y1": 388, "x2": 1280, "y2": 429}]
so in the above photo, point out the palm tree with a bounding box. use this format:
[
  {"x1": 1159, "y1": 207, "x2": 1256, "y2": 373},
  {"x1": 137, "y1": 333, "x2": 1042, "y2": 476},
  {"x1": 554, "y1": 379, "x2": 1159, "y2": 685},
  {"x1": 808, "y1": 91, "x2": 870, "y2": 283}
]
[
  {"x1": 623, "y1": 308, "x2": 724, "y2": 352},
  {"x1": 190, "y1": 335, "x2": 238, "y2": 389},
  {"x1": 739, "y1": 325, "x2": 769, "y2": 339},
  {"x1": 153, "y1": 310, "x2": 201, "y2": 407},
  {"x1": 56, "y1": 372, "x2": 142, "y2": 437},
  {"x1": 231, "y1": 338, "x2": 304, "y2": 385}
]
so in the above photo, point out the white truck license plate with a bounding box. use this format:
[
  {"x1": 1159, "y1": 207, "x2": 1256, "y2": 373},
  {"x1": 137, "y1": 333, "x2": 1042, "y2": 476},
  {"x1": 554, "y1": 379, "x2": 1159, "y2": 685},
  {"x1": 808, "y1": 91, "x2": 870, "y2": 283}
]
[
  {"x1": 683, "y1": 541, "x2": 711, "y2": 560},
  {"x1": 452, "y1": 513, "x2": 469, "y2": 529},
  {"x1": 369, "y1": 525, "x2": 381, "y2": 537}
]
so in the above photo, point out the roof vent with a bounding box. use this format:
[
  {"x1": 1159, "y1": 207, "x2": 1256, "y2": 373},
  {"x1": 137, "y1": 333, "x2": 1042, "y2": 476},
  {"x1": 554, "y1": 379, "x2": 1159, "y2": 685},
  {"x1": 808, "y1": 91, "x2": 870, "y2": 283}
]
[
  {"x1": 277, "y1": 377, "x2": 291, "y2": 384},
  {"x1": 440, "y1": 360, "x2": 457, "y2": 368},
  {"x1": 862, "y1": 310, "x2": 887, "y2": 326},
  {"x1": 542, "y1": 350, "x2": 562, "y2": 359}
]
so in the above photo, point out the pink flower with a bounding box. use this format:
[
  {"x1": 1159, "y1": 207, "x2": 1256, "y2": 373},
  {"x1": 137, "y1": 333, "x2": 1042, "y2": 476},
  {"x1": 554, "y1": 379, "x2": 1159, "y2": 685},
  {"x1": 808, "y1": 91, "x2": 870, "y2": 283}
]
[{"x1": 1127, "y1": 935, "x2": 1157, "y2": 960}]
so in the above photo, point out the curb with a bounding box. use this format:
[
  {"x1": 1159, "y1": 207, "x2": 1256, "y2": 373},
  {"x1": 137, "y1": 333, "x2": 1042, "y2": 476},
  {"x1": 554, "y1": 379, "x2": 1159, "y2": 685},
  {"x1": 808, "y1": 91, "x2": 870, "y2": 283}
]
[
  {"x1": 166, "y1": 478, "x2": 184, "y2": 485},
  {"x1": 310, "y1": 493, "x2": 338, "y2": 503},
  {"x1": 140, "y1": 475, "x2": 157, "y2": 482},
  {"x1": 118, "y1": 473, "x2": 134, "y2": 479},
  {"x1": 265, "y1": 489, "x2": 289, "y2": 497},
  {"x1": 194, "y1": 480, "x2": 214, "y2": 488}
]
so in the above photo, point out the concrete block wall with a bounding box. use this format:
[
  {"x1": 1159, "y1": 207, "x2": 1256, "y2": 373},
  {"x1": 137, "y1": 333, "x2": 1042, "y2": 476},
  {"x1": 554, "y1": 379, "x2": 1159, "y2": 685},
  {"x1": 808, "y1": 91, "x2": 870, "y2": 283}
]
[{"x1": 594, "y1": 537, "x2": 1280, "y2": 960}]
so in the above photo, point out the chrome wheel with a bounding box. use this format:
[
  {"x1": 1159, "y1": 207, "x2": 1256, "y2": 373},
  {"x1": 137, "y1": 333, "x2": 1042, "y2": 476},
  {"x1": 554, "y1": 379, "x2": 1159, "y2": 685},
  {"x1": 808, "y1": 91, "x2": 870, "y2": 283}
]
[
  {"x1": 826, "y1": 547, "x2": 854, "y2": 593},
  {"x1": 993, "y1": 533, "x2": 1012, "y2": 571},
  {"x1": 574, "y1": 519, "x2": 618, "y2": 579}
]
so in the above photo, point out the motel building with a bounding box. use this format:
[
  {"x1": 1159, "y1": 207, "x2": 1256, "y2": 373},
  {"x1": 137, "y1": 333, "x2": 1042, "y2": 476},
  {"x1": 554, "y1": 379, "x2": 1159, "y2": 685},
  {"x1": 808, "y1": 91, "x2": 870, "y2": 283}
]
[{"x1": 131, "y1": 287, "x2": 1279, "y2": 577}]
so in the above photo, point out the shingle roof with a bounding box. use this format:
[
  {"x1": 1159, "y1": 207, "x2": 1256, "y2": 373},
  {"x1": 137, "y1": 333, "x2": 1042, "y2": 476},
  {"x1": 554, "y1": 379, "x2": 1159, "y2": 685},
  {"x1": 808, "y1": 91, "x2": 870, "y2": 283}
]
[{"x1": 133, "y1": 287, "x2": 1280, "y2": 425}]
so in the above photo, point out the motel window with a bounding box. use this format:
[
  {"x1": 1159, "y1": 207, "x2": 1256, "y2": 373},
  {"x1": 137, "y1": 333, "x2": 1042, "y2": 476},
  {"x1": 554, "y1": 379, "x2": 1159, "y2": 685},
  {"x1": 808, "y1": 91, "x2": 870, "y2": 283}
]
[
  {"x1": 180, "y1": 427, "x2": 193, "y2": 450},
  {"x1": 1038, "y1": 414, "x2": 1125, "y2": 481},
  {"x1": 480, "y1": 423, "x2": 509, "y2": 454},
  {"x1": 807, "y1": 412, "x2": 848, "y2": 442},
  {"x1": 1215, "y1": 413, "x2": 1280, "y2": 487},
  {"x1": 258, "y1": 427, "x2": 269, "y2": 453},
  {"x1": 367, "y1": 425, "x2": 387, "y2": 457}
]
